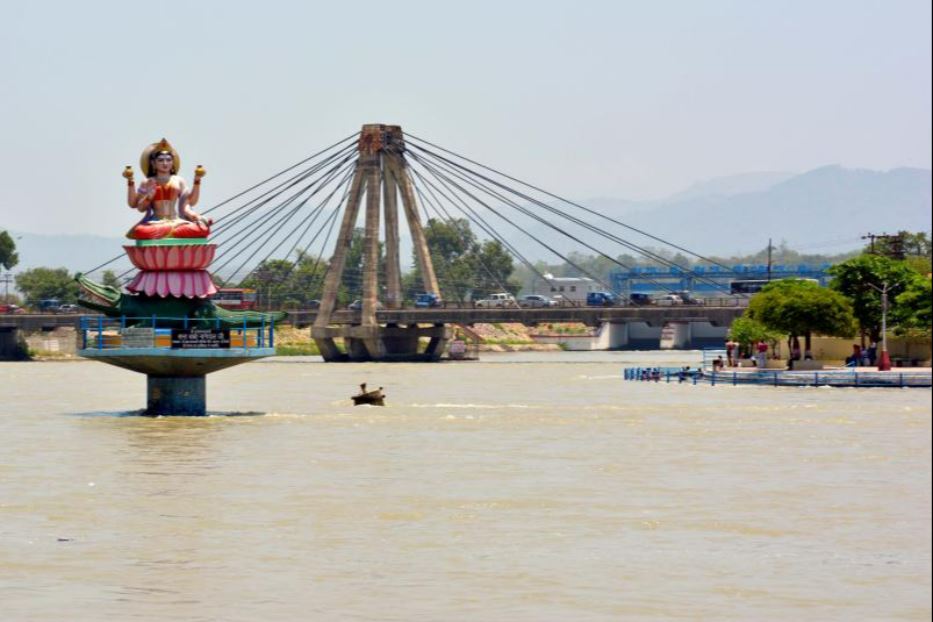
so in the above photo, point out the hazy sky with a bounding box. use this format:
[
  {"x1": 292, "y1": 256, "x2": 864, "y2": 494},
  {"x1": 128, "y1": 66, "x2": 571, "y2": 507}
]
[{"x1": 1, "y1": 0, "x2": 930, "y2": 236}]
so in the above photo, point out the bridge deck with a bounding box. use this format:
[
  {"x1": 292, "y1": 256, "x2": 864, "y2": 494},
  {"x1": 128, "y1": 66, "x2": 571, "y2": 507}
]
[{"x1": 5, "y1": 305, "x2": 746, "y2": 330}]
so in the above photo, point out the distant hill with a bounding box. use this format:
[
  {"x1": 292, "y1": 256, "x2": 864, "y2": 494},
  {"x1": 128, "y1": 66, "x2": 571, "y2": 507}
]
[
  {"x1": 509, "y1": 166, "x2": 932, "y2": 259},
  {"x1": 668, "y1": 171, "x2": 794, "y2": 201}
]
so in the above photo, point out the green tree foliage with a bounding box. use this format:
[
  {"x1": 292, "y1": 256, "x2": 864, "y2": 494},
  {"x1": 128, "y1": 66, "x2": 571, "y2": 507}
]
[
  {"x1": 409, "y1": 218, "x2": 477, "y2": 302},
  {"x1": 101, "y1": 270, "x2": 122, "y2": 289},
  {"x1": 240, "y1": 253, "x2": 328, "y2": 309},
  {"x1": 747, "y1": 279, "x2": 856, "y2": 349},
  {"x1": 15, "y1": 267, "x2": 79, "y2": 306},
  {"x1": 728, "y1": 316, "x2": 783, "y2": 350},
  {"x1": 892, "y1": 277, "x2": 932, "y2": 337},
  {"x1": 0, "y1": 230, "x2": 19, "y2": 270},
  {"x1": 474, "y1": 239, "x2": 518, "y2": 297},
  {"x1": 338, "y1": 228, "x2": 384, "y2": 305},
  {"x1": 866, "y1": 231, "x2": 932, "y2": 274},
  {"x1": 410, "y1": 218, "x2": 516, "y2": 301},
  {"x1": 828, "y1": 254, "x2": 922, "y2": 341}
]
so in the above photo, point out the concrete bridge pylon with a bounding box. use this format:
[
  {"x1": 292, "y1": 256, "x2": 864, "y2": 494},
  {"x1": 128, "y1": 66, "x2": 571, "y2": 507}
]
[{"x1": 312, "y1": 124, "x2": 449, "y2": 361}]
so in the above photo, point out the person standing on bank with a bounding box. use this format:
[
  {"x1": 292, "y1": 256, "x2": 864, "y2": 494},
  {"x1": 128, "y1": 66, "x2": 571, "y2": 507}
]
[
  {"x1": 755, "y1": 339, "x2": 768, "y2": 369},
  {"x1": 725, "y1": 339, "x2": 736, "y2": 367}
]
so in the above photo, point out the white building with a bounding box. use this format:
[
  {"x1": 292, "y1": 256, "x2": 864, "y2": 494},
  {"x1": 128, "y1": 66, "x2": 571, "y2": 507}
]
[{"x1": 533, "y1": 273, "x2": 599, "y2": 303}]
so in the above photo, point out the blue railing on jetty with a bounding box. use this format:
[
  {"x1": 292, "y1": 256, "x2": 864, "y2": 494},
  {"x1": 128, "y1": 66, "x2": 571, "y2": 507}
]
[
  {"x1": 623, "y1": 366, "x2": 932, "y2": 388},
  {"x1": 79, "y1": 316, "x2": 275, "y2": 351}
]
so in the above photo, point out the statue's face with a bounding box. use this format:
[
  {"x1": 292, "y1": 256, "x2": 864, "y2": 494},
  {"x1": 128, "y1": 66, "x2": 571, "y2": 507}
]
[{"x1": 153, "y1": 153, "x2": 174, "y2": 175}]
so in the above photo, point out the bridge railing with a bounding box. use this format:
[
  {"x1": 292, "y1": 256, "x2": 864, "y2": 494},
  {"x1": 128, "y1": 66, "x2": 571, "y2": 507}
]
[
  {"x1": 78, "y1": 316, "x2": 275, "y2": 351},
  {"x1": 290, "y1": 296, "x2": 750, "y2": 314}
]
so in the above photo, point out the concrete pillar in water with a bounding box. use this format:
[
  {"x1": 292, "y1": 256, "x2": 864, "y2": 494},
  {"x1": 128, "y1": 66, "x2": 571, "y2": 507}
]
[{"x1": 147, "y1": 375, "x2": 206, "y2": 416}]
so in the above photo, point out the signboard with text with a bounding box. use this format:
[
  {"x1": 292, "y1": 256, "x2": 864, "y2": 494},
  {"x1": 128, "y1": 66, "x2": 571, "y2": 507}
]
[{"x1": 171, "y1": 328, "x2": 231, "y2": 349}]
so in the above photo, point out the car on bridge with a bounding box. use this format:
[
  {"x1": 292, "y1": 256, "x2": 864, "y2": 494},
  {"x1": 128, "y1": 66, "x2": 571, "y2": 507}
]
[
  {"x1": 475, "y1": 292, "x2": 518, "y2": 308},
  {"x1": 0, "y1": 303, "x2": 25, "y2": 314},
  {"x1": 586, "y1": 291, "x2": 619, "y2": 306},
  {"x1": 673, "y1": 291, "x2": 705, "y2": 306},
  {"x1": 347, "y1": 300, "x2": 384, "y2": 311},
  {"x1": 628, "y1": 293, "x2": 654, "y2": 306},
  {"x1": 655, "y1": 294, "x2": 684, "y2": 306},
  {"x1": 518, "y1": 294, "x2": 556, "y2": 308},
  {"x1": 415, "y1": 293, "x2": 442, "y2": 308}
]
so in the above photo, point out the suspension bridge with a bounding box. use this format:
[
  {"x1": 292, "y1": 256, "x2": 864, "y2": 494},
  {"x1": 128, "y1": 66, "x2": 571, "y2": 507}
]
[{"x1": 79, "y1": 124, "x2": 749, "y2": 361}]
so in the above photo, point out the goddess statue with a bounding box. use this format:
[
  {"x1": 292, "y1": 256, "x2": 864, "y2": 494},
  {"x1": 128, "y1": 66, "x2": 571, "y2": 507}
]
[{"x1": 124, "y1": 138, "x2": 212, "y2": 240}]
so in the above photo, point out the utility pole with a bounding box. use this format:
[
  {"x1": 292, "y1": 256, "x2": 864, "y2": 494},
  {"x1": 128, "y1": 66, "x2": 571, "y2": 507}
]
[
  {"x1": 862, "y1": 232, "x2": 904, "y2": 259},
  {"x1": 0, "y1": 272, "x2": 12, "y2": 301},
  {"x1": 868, "y1": 281, "x2": 892, "y2": 371}
]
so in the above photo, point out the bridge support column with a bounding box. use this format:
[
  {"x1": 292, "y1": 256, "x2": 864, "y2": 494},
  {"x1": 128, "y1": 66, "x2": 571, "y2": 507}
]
[
  {"x1": 660, "y1": 321, "x2": 692, "y2": 350},
  {"x1": 606, "y1": 322, "x2": 629, "y2": 349},
  {"x1": 0, "y1": 327, "x2": 29, "y2": 360},
  {"x1": 146, "y1": 375, "x2": 206, "y2": 416},
  {"x1": 313, "y1": 324, "x2": 451, "y2": 362}
]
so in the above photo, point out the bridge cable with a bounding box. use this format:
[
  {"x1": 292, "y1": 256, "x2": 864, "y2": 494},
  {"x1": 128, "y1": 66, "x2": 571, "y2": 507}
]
[
  {"x1": 238, "y1": 166, "x2": 354, "y2": 300},
  {"x1": 411, "y1": 174, "x2": 519, "y2": 300},
  {"x1": 405, "y1": 133, "x2": 736, "y2": 273},
  {"x1": 209, "y1": 151, "x2": 357, "y2": 267},
  {"x1": 408, "y1": 143, "x2": 737, "y2": 296},
  {"x1": 411, "y1": 156, "x2": 620, "y2": 294},
  {"x1": 223, "y1": 163, "x2": 356, "y2": 286},
  {"x1": 213, "y1": 157, "x2": 357, "y2": 283},
  {"x1": 409, "y1": 154, "x2": 690, "y2": 297}
]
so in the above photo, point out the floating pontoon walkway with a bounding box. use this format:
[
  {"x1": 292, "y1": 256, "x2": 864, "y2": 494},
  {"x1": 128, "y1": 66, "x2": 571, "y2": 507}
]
[{"x1": 623, "y1": 367, "x2": 932, "y2": 388}]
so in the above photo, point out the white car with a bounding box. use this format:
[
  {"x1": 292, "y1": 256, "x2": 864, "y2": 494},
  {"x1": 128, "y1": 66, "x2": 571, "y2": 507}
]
[
  {"x1": 655, "y1": 294, "x2": 684, "y2": 306},
  {"x1": 518, "y1": 294, "x2": 557, "y2": 308},
  {"x1": 475, "y1": 293, "x2": 519, "y2": 308}
]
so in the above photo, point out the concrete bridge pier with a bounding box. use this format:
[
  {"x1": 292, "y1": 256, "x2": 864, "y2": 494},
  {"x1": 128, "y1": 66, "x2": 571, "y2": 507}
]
[
  {"x1": 313, "y1": 324, "x2": 451, "y2": 362},
  {"x1": 147, "y1": 375, "x2": 206, "y2": 416},
  {"x1": 661, "y1": 321, "x2": 693, "y2": 350},
  {"x1": 0, "y1": 326, "x2": 29, "y2": 360}
]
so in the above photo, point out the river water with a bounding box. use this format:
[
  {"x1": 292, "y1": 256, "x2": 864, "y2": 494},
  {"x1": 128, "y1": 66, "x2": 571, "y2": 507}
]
[{"x1": 1, "y1": 351, "x2": 930, "y2": 621}]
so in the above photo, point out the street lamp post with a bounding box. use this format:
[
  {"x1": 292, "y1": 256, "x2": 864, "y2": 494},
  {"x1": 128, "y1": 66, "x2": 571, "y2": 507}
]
[{"x1": 868, "y1": 282, "x2": 891, "y2": 371}]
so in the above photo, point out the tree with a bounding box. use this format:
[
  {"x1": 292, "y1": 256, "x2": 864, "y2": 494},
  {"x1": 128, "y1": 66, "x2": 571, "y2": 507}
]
[
  {"x1": 728, "y1": 316, "x2": 783, "y2": 352},
  {"x1": 410, "y1": 218, "x2": 516, "y2": 301},
  {"x1": 828, "y1": 254, "x2": 921, "y2": 342},
  {"x1": 101, "y1": 270, "x2": 122, "y2": 289},
  {"x1": 472, "y1": 239, "x2": 517, "y2": 297},
  {"x1": 892, "y1": 277, "x2": 932, "y2": 337},
  {"x1": 747, "y1": 279, "x2": 856, "y2": 351},
  {"x1": 0, "y1": 230, "x2": 18, "y2": 270},
  {"x1": 239, "y1": 252, "x2": 329, "y2": 309},
  {"x1": 412, "y1": 218, "x2": 478, "y2": 302},
  {"x1": 15, "y1": 267, "x2": 80, "y2": 306}
]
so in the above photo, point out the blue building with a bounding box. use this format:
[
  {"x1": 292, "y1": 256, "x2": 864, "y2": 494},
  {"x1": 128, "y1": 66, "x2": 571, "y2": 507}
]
[{"x1": 609, "y1": 263, "x2": 832, "y2": 295}]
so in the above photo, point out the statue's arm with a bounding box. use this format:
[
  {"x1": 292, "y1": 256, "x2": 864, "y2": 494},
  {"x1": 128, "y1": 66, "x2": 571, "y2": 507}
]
[
  {"x1": 133, "y1": 179, "x2": 155, "y2": 212},
  {"x1": 126, "y1": 179, "x2": 138, "y2": 208},
  {"x1": 179, "y1": 178, "x2": 209, "y2": 224},
  {"x1": 187, "y1": 173, "x2": 201, "y2": 207}
]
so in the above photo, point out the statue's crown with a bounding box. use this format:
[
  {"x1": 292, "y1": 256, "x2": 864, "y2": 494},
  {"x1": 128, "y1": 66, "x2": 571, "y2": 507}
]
[{"x1": 154, "y1": 138, "x2": 173, "y2": 154}]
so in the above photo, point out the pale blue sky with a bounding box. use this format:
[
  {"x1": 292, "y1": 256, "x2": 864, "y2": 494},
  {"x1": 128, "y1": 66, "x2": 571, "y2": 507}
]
[{"x1": 1, "y1": 0, "x2": 930, "y2": 235}]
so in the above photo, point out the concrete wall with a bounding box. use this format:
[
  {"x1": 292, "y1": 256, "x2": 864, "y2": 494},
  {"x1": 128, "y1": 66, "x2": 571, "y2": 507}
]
[
  {"x1": 802, "y1": 336, "x2": 931, "y2": 365},
  {"x1": 23, "y1": 327, "x2": 78, "y2": 356},
  {"x1": 533, "y1": 320, "x2": 727, "y2": 351}
]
